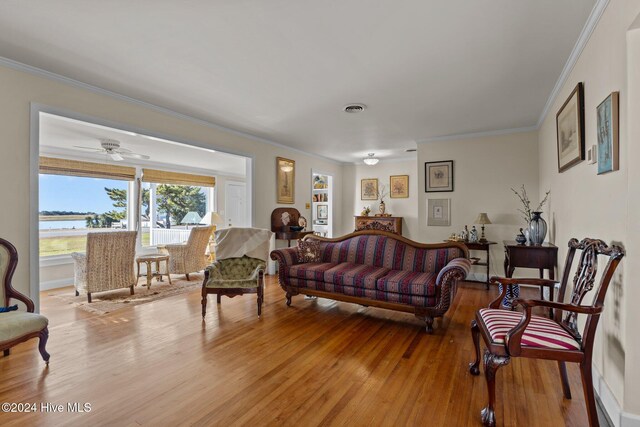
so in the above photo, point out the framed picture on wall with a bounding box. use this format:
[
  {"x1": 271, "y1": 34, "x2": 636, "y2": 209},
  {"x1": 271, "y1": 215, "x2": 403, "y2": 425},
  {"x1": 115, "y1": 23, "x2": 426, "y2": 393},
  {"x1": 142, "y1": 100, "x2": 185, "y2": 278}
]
[
  {"x1": 361, "y1": 178, "x2": 378, "y2": 200},
  {"x1": 597, "y1": 92, "x2": 619, "y2": 174},
  {"x1": 425, "y1": 161, "x2": 453, "y2": 192},
  {"x1": 317, "y1": 204, "x2": 328, "y2": 220},
  {"x1": 427, "y1": 199, "x2": 451, "y2": 226},
  {"x1": 276, "y1": 157, "x2": 295, "y2": 204},
  {"x1": 556, "y1": 82, "x2": 585, "y2": 173},
  {"x1": 390, "y1": 175, "x2": 409, "y2": 198}
]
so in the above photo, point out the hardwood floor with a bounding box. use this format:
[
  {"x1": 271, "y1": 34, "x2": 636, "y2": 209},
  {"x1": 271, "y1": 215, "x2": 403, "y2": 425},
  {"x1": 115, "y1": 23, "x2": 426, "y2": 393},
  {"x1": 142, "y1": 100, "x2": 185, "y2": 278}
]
[{"x1": 0, "y1": 276, "x2": 592, "y2": 426}]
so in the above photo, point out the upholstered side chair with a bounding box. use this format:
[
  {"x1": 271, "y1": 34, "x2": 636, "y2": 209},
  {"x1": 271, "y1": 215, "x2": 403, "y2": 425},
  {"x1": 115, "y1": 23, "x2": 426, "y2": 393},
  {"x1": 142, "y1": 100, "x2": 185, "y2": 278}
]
[
  {"x1": 0, "y1": 238, "x2": 50, "y2": 363},
  {"x1": 161, "y1": 225, "x2": 214, "y2": 280},
  {"x1": 469, "y1": 238, "x2": 624, "y2": 427},
  {"x1": 71, "y1": 231, "x2": 137, "y2": 303}
]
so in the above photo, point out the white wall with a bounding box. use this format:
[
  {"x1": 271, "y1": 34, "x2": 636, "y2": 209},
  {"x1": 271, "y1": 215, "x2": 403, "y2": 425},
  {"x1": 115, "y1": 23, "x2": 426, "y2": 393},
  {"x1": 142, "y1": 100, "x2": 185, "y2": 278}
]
[
  {"x1": 537, "y1": 0, "x2": 640, "y2": 420},
  {"x1": 417, "y1": 131, "x2": 539, "y2": 282},
  {"x1": 342, "y1": 159, "x2": 419, "y2": 239}
]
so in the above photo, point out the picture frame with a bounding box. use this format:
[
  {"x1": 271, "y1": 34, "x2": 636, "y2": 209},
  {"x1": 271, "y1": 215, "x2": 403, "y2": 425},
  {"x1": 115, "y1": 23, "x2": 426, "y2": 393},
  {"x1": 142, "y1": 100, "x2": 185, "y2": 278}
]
[
  {"x1": 425, "y1": 161, "x2": 453, "y2": 192},
  {"x1": 361, "y1": 178, "x2": 378, "y2": 200},
  {"x1": 276, "y1": 157, "x2": 295, "y2": 204},
  {"x1": 427, "y1": 199, "x2": 451, "y2": 226},
  {"x1": 556, "y1": 82, "x2": 585, "y2": 173},
  {"x1": 317, "y1": 204, "x2": 328, "y2": 220},
  {"x1": 597, "y1": 92, "x2": 619, "y2": 174},
  {"x1": 390, "y1": 175, "x2": 409, "y2": 198}
]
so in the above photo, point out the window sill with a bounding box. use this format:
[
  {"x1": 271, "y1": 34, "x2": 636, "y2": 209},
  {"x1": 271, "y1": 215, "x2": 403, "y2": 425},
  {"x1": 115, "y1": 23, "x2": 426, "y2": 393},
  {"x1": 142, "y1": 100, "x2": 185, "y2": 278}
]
[{"x1": 40, "y1": 254, "x2": 75, "y2": 267}]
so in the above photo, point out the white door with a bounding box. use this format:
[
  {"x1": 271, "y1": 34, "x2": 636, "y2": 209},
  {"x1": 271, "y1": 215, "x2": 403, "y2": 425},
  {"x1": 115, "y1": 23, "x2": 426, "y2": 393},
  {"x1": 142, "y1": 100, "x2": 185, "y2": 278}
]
[{"x1": 225, "y1": 182, "x2": 247, "y2": 227}]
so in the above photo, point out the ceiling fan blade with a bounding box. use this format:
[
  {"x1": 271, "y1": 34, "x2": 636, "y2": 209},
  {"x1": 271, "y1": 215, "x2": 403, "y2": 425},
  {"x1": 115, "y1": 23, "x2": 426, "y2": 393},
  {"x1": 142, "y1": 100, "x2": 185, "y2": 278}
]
[
  {"x1": 109, "y1": 152, "x2": 124, "y2": 161},
  {"x1": 121, "y1": 152, "x2": 150, "y2": 160},
  {"x1": 73, "y1": 145, "x2": 104, "y2": 152}
]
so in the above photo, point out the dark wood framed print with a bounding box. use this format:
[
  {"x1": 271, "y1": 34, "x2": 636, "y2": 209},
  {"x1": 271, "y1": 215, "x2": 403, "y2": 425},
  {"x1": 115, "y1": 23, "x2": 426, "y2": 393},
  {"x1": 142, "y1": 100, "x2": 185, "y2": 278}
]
[
  {"x1": 425, "y1": 161, "x2": 453, "y2": 192},
  {"x1": 276, "y1": 157, "x2": 295, "y2": 204},
  {"x1": 390, "y1": 175, "x2": 409, "y2": 198},
  {"x1": 597, "y1": 92, "x2": 619, "y2": 174},
  {"x1": 361, "y1": 178, "x2": 378, "y2": 200},
  {"x1": 556, "y1": 82, "x2": 585, "y2": 172}
]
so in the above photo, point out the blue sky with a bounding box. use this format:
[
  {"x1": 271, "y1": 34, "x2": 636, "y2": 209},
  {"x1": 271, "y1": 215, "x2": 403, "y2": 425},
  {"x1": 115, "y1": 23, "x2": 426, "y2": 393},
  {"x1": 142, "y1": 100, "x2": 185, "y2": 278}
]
[{"x1": 39, "y1": 174, "x2": 127, "y2": 213}]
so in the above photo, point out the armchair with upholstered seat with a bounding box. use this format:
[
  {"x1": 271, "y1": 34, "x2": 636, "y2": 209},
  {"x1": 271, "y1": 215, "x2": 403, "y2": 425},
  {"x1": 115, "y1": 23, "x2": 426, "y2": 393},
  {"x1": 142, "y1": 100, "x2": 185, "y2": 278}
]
[
  {"x1": 161, "y1": 225, "x2": 214, "y2": 280},
  {"x1": 0, "y1": 238, "x2": 50, "y2": 363},
  {"x1": 71, "y1": 231, "x2": 137, "y2": 303},
  {"x1": 468, "y1": 238, "x2": 624, "y2": 427}
]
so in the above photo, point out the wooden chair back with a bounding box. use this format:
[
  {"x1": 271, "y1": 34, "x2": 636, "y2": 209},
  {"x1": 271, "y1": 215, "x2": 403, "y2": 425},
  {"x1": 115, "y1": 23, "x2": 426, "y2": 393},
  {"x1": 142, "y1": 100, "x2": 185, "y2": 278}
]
[{"x1": 271, "y1": 208, "x2": 301, "y2": 232}]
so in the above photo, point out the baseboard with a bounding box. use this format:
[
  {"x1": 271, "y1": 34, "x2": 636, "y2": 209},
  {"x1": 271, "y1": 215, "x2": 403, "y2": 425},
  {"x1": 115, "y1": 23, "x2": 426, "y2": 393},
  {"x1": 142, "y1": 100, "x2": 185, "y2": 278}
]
[
  {"x1": 40, "y1": 278, "x2": 73, "y2": 291},
  {"x1": 593, "y1": 366, "x2": 640, "y2": 427}
]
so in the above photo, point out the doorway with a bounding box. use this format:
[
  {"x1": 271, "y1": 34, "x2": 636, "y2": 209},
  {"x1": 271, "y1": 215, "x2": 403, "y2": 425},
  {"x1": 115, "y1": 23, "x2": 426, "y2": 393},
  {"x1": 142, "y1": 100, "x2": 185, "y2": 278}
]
[{"x1": 225, "y1": 181, "x2": 248, "y2": 227}]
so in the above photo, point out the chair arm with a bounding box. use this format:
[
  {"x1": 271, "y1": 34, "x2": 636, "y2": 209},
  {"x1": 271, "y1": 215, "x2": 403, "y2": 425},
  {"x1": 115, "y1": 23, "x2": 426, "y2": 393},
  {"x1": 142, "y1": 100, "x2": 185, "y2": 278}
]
[
  {"x1": 487, "y1": 276, "x2": 558, "y2": 309},
  {"x1": 436, "y1": 258, "x2": 471, "y2": 286},
  {"x1": 6, "y1": 287, "x2": 35, "y2": 313},
  {"x1": 270, "y1": 247, "x2": 302, "y2": 267},
  {"x1": 514, "y1": 298, "x2": 603, "y2": 315}
]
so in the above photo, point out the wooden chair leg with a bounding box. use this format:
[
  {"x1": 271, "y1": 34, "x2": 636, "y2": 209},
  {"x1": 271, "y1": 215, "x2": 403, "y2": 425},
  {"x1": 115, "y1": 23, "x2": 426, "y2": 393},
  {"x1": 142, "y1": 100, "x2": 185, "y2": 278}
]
[
  {"x1": 257, "y1": 284, "x2": 264, "y2": 317},
  {"x1": 481, "y1": 350, "x2": 510, "y2": 427},
  {"x1": 3, "y1": 348, "x2": 10, "y2": 357},
  {"x1": 75, "y1": 290, "x2": 79, "y2": 297},
  {"x1": 580, "y1": 360, "x2": 600, "y2": 427},
  {"x1": 130, "y1": 286, "x2": 135, "y2": 296},
  {"x1": 87, "y1": 293, "x2": 92, "y2": 303},
  {"x1": 558, "y1": 361, "x2": 572, "y2": 399},
  {"x1": 186, "y1": 273, "x2": 190, "y2": 281},
  {"x1": 286, "y1": 292, "x2": 292, "y2": 306},
  {"x1": 201, "y1": 287, "x2": 208, "y2": 318},
  {"x1": 216, "y1": 294, "x2": 221, "y2": 304},
  {"x1": 38, "y1": 327, "x2": 50, "y2": 364},
  {"x1": 469, "y1": 319, "x2": 481, "y2": 375}
]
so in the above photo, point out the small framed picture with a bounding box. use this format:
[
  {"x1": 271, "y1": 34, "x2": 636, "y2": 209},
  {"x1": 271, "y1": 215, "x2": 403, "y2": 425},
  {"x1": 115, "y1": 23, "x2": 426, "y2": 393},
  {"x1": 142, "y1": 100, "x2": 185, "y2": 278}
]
[
  {"x1": 390, "y1": 175, "x2": 409, "y2": 198},
  {"x1": 361, "y1": 178, "x2": 378, "y2": 200},
  {"x1": 597, "y1": 92, "x2": 619, "y2": 174},
  {"x1": 425, "y1": 161, "x2": 453, "y2": 192},
  {"x1": 317, "y1": 204, "x2": 328, "y2": 220},
  {"x1": 427, "y1": 199, "x2": 451, "y2": 226}
]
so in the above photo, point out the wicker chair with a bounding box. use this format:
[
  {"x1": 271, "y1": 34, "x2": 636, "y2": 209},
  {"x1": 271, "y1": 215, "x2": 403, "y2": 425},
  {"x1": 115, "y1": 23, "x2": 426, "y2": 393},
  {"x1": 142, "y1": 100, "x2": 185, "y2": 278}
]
[
  {"x1": 71, "y1": 231, "x2": 137, "y2": 303},
  {"x1": 161, "y1": 226, "x2": 214, "y2": 280},
  {"x1": 0, "y1": 238, "x2": 50, "y2": 363}
]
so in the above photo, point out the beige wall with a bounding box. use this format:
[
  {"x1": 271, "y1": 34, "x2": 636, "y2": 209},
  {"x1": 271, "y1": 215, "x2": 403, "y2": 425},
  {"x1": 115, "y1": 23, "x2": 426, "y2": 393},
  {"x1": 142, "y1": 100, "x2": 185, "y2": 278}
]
[
  {"x1": 537, "y1": 0, "x2": 640, "y2": 417},
  {"x1": 0, "y1": 63, "x2": 343, "y2": 303},
  {"x1": 417, "y1": 131, "x2": 539, "y2": 282},
  {"x1": 342, "y1": 160, "x2": 419, "y2": 239}
]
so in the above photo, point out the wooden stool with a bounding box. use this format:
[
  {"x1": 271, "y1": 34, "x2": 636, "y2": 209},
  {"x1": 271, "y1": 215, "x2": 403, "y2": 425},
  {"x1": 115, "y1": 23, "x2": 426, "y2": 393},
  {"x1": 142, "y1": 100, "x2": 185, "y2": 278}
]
[{"x1": 136, "y1": 254, "x2": 171, "y2": 289}]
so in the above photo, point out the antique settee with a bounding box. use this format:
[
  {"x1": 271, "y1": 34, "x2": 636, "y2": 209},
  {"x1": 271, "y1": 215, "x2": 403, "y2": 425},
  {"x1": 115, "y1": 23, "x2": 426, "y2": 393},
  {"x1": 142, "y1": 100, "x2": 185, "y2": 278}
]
[{"x1": 270, "y1": 230, "x2": 470, "y2": 332}]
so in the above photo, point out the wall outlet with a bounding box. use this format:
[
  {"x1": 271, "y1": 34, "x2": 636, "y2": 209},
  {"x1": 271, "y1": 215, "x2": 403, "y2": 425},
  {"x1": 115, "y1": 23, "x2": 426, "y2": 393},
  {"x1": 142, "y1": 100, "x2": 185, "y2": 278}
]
[
  {"x1": 305, "y1": 202, "x2": 311, "y2": 210},
  {"x1": 587, "y1": 145, "x2": 597, "y2": 164}
]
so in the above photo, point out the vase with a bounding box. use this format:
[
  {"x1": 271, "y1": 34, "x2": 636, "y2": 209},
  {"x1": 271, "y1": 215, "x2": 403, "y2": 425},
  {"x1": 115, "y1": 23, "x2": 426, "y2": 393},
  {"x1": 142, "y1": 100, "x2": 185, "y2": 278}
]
[
  {"x1": 379, "y1": 201, "x2": 386, "y2": 215},
  {"x1": 529, "y1": 211, "x2": 547, "y2": 244}
]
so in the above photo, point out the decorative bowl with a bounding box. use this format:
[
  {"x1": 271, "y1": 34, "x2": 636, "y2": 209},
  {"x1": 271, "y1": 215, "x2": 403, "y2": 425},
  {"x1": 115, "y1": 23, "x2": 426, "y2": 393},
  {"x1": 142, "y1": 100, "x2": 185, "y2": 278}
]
[{"x1": 290, "y1": 225, "x2": 304, "y2": 232}]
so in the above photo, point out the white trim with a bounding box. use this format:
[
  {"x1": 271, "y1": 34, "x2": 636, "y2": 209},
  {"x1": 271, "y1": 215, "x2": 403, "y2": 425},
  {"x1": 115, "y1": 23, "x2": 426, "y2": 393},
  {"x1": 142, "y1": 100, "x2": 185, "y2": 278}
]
[
  {"x1": 0, "y1": 56, "x2": 342, "y2": 166},
  {"x1": 536, "y1": 0, "x2": 610, "y2": 127},
  {"x1": 593, "y1": 365, "x2": 640, "y2": 427},
  {"x1": 39, "y1": 254, "x2": 74, "y2": 267},
  {"x1": 40, "y1": 278, "x2": 73, "y2": 291},
  {"x1": 416, "y1": 126, "x2": 537, "y2": 144}
]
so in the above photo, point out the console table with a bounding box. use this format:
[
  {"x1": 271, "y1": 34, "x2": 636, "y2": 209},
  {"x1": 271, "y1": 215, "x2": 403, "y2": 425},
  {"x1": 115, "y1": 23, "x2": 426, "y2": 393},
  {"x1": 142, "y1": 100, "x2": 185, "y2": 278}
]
[
  {"x1": 354, "y1": 216, "x2": 402, "y2": 235},
  {"x1": 503, "y1": 241, "x2": 558, "y2": 304},
  {"x1": 465, "y1": 241, "x2": 497, "y2": 289}
]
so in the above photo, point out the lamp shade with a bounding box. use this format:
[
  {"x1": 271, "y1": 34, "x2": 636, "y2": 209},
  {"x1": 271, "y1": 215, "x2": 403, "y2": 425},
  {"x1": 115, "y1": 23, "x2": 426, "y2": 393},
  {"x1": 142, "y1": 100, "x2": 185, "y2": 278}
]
[
  {"x1": 474, "y1": 213, "x2": 492, "y2": 225},
  {"x1": 181, "y1": 211, "x2": 202, "y2": 225},
  {"x1": 200, "y1": 211, "x2": 224, "y2": 225}
]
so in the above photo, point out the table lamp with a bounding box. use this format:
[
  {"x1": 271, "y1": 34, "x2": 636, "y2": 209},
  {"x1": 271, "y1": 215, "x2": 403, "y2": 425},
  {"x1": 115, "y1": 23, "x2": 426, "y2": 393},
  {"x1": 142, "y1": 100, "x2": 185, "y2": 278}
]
[
  {"x1": 201, "y1": 211, "x2": 224, "y2": 230},
  {"x1": 474, "y1": 213, "x2": 492, "y2": 243}
]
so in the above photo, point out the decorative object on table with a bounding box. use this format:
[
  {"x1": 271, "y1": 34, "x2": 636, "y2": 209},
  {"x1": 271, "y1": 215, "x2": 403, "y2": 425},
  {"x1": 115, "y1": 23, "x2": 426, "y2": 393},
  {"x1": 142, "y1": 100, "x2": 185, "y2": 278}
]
[
  {"x1": 361, "y1": 178, "x2": 378, "y2": 200},
  {"x1": 511, "y1": 185, "x2": 550, "y2": 244},
  {"x1": 181, "y1": 211, "x2": 202, "y2": 228},
  {"x1": 469, "y1": 226, "x2": 478, "y2": 243},
  {"x1": 427, "y1": 198, "x2": 451, "y2": 226},
  {"x1": 597, "y1": 91, "x2": 620, "y2": 174},
  {"x1": 317, "y1": 204, "x2": 328, "y2": 220},
  {"x1": 474, "y1": 213, "x2": 492, "y2": 243},
  {"x1": 425, "y1": 160, "x2": 454, "y2": 192},
  {"x1": 360, "y1": 206, "x2": 371, "y2": 216},
  {"x1": 515, "y1": 229, "x2": 527, "y2": 245},
  {"x1": 313, "y1": 175, "x2": 327, "y2": 189},
  {"x1": 448, "y1": 233, "x2": 459, "y2": 241},
  {"x1": 298, "y1": 216, "x2": 307, "y2": 229},
  {"x1": 276, "y1": 157, "x2": 295, "y2": 204},
  {"x1": 377, "y1": 183, "x2": 389, "y2": 214},
  {"x1": 587, "y1": 145, "x2": 597, "y2": 164},
  {"x1": 523, "y1": 228, "x2": 531, "y2": 245},
  {"x1": 289, "y1": 225, "x2": 304, "y2": 232},
  {"x1": 529, "y1": 211, "x2": 548, "y2": 245},
  {"x1": 556, "y1": 82, "x2": 585, "y2": 172},
  {"x1": 280, "y1": 211, "x2": 291, "y2": 227},
  {"x1": 390, "y1": 175, "x2": 409, "y2": 198},
  {"x1": 461, "y1": 225, "x2": 469, "y2": 242}
]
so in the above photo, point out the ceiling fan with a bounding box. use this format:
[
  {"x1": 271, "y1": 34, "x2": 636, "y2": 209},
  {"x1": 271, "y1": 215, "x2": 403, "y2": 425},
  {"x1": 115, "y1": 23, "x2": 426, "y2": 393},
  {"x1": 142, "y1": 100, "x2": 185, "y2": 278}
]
[{"x1": 73, "y1": 139, "x2": 150, "y2": 161}]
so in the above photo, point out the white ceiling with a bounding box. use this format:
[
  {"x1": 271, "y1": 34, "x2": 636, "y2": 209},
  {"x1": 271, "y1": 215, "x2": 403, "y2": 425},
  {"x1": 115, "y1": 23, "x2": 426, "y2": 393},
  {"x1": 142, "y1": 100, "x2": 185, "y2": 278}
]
[
  {"x1": 39, "y1": 113, "x2": 247, "y2": 177},
  {"x1": 0, "y1": 0, "x2": 596, "y2": 162}
]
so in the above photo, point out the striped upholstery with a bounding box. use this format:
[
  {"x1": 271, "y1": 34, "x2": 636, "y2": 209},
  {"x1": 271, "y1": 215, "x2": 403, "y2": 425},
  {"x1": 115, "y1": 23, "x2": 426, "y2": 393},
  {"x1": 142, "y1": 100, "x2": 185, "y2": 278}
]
[
  {"x1": 323, "y1": 263, "x2": 389, "y2": 289},
  {"x1": 287, "y1": 263, "x2": 338, "y2": 282},
  {"x1": 376, "y1": 270, "x2": 437, "y2": 297},
  {"x1": 479, "y1": 308, "x2": 581, "y2": 351}
]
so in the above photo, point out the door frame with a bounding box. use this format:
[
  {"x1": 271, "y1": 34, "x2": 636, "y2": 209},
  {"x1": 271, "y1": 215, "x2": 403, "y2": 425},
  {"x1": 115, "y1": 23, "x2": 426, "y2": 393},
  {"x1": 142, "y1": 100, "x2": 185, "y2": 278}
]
[{"x1": 224, "y1": 180, "x2": 248, "y2": 227}]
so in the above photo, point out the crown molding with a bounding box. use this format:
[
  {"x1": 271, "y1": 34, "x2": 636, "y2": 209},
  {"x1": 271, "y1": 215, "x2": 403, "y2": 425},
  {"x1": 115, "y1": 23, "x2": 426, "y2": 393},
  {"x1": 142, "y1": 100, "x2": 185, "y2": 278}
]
[
  {"x1": 416, "y1": 126, "x2": 537, "y2": 144},
  {"x1": 536, "y1": 0, "x2": 610, "y2": 127},
  {"x1": 0, "y1": 56, "x2": 344, "y2": 165}
]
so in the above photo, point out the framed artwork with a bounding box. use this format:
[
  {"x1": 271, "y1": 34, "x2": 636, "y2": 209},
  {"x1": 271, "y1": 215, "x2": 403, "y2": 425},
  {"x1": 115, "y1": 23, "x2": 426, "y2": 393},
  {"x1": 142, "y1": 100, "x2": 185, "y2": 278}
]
[
  {"x1": 317, "y1": 204, "x2": 328, "y2": 220},
  {"x1": 597, "y1": 92, "x2": 619, "y2": 174},
  {"x1": 425, "y1": 161, "x2": 453, "y2": 192},
  {"x1": 276, "y1": 157, "x2": 295, "y2": 204},
  {"x1": 361, "y1": 178, "x2": 378, "y2": 200},
  {"x1": 427, "y1": 199, "x2": 451, "y2": 226},
  {"x1": 390, "y1": 175, "x2": 409, "y2": 198},
  {"x1": 556, "y1": 82, "x2": 585, "y2": 173}
]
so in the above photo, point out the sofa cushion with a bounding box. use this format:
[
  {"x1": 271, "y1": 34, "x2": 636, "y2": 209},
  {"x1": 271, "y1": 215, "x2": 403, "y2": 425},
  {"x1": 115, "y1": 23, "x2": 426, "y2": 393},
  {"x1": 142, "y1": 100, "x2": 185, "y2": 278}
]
[
  {"x1": 323, "y1": 263, "x2": 390, "y2": 289},
  {"x1": 376, "y1": 270, "x2": 437, "y2": 297},
  {"x1": 287, "y1": 263, "x2": 338, "y2": 282}
]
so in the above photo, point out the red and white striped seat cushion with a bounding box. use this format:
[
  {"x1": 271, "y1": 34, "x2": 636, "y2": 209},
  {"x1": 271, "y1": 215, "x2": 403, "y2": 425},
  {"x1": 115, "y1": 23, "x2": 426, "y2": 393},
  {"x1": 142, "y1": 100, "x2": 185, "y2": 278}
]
[{"x1": 479, "y1": 308, "x2": 581, "y2": 351}]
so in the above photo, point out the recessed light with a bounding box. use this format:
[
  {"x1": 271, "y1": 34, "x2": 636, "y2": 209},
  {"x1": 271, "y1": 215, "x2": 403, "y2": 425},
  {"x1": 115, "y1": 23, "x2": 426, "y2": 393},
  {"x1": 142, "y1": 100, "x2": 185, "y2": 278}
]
[{"x1": 343, "y1": 103, "x2": 367, "y2": 113}]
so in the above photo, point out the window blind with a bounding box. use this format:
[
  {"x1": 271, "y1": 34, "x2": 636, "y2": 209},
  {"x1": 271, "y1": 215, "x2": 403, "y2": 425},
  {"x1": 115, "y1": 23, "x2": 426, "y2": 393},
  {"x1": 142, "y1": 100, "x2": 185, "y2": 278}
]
[
  {"x1": 141, "y1": 168, "x2": 215, "y2": 187},
  {"x1": 39, "y1": 157, "x2": 136, "y2": 181}
]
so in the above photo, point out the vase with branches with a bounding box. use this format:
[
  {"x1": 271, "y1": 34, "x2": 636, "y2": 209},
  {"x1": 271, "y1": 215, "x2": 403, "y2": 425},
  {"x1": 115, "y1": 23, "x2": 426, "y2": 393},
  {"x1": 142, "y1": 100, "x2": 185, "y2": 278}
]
[
  {"x1": 377, "y1": 184, "x2": 390, "y2": 215},
  {"x1": 511, "y1": 185, "x2": 550, "y2": 244}
]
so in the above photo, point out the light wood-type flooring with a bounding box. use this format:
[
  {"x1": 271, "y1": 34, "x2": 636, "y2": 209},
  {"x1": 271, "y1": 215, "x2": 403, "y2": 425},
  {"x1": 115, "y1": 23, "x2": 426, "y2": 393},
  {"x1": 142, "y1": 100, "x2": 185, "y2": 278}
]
[{"x1": 0, "y1": 276, "x2": 596, "y2": 426}]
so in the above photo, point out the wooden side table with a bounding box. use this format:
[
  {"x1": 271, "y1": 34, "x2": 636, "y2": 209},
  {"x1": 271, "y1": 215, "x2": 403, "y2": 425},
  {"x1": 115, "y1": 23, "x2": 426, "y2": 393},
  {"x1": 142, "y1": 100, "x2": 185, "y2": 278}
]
[
  {"x1": 465, "y1": 241, "x2": 497, "y2": 289},
  {"x1": 136, "y1": 254, "x2": 171, "y2": 289},
  {"x1": 502, "y1": 241, "x2": 558, "y2": 307}
]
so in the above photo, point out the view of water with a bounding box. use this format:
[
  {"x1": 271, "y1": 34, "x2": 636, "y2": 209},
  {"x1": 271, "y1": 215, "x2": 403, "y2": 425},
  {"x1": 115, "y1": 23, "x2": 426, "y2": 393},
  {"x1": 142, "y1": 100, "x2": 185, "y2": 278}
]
[{"x1": 39, "y1": 220, "x2": 88, "y2": 230}]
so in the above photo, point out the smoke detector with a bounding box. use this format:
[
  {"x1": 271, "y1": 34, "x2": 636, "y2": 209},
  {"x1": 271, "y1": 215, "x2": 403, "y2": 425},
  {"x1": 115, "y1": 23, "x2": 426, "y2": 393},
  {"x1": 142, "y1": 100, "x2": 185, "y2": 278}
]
[{"x1": 343, "y1": 103, "x2": 367, "y2": 113}]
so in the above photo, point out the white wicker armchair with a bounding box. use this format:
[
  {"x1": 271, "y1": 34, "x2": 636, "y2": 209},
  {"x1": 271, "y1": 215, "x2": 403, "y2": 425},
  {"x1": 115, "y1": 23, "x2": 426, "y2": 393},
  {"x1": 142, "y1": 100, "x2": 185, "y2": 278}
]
[
  {"x1": 161, "y1": 226, "x2": 214, "y2": 280},
  {"x1": 71, "y1": 231, "x2": 137, "y2": 302}
]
